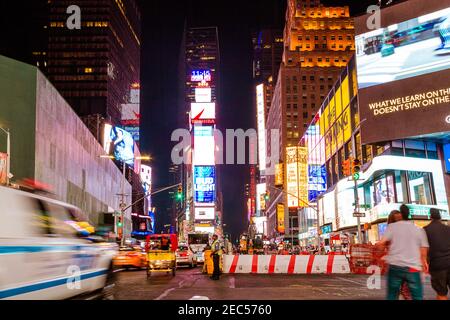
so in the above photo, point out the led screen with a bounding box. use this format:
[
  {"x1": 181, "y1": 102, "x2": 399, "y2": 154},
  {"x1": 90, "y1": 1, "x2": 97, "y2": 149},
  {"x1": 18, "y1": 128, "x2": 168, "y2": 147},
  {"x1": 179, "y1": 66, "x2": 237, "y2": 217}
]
[
  {"x1": 193, "y1": 126, "x2": 215, "y2": 166},
  {"x1": 194, "y1": 207, "x2": 215, "y2": 220},
  {"x1": 356, "y1": 7, "x2": 450, "y2": 89},
  {"x1": 103, "y1": 124, "x2": 135, "y2": 166},
  {"x1": 191, "y1": 103, "x2": 216, "y2": 123},
  {"x1": 308, "y1": 165, "x2": 327, "y2": 202},
  {"x1": 195, "y1": 88, "x2": 212, "y2": 103},
  {"x1": 194, "y1": 166, "x2": 216, "y2": 204},
  {"x1": 191, "y1": 70, "x2": 212, "y2": 82}
]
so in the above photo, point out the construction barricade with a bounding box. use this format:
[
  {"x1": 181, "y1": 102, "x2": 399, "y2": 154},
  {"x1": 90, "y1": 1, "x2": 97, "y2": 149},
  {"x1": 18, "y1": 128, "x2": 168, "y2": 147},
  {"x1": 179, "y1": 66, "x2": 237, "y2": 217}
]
[{"x1": 222, "y1": 253, "x2": 350, "y2": 275}]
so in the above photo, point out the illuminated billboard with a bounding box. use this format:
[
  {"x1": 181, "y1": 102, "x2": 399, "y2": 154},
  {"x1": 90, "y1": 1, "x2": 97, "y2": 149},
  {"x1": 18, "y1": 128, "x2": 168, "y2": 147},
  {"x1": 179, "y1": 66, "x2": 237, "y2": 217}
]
[
  {"x1": 286, "y1": 147, "x2": 308, "y2": 208},
  {"x1": 193, "y1": 126, "x2": 215, "y2": 166},
  {"x1": 191, "y1": 70, "x2": 212, "y2": 82},
  {"x1": 356, "y1": 1, "x2": 450, "y2": 144},
  {"x1": 191, "y1": 103, "x2": 216, "y2": 124},
  {"x1": 140, "y1": 165, "x2": 152, "y2": 194},
  {"x1": 256, "y1": 183, "x2": 266, "y2": 215},
  {"x1": 276, "y1": 204, "x2": 285, "y2": 234},
  {"x1": 356, "y1": 7, "x2": 450, "y2": 89},
  {"x1": 103, "y1": 124, "x2": 135, "y2": 166},
  {"x1": 149, "y1": 211, "x2": 155, "y2": 234},
  {"x1": 256, "y1": 84, "x2": 266, "y2": 172},
  {"x1": 194, "y1": 226, "x2": 215, "y2": 234},
  {"x1": 0, "y1": 153, "x2": 6, "y2": 185},
  {"x1": 251, "y1": 216, "x2": 267, "y2": 235},
  {"x1": 275, "y1": 163, "x2": 284, "y2": 187},
  {"x1": 195, "y1": 207, "x2": 215, "y2": 220},
  {"x1": 194, "y1": 166, "x2": 216, "y2": 204},
  {"x1": 308, "y1": 165, "x2": 327, "y2": 202},
  {"x1": 195, "y1": 88, "x2": 212, "y2": 103}
]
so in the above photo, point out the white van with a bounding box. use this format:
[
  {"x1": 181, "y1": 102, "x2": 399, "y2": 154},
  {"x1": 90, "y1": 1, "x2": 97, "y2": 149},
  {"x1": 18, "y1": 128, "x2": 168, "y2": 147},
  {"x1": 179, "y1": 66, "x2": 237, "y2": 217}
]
[{"x1": 0, "y1": 185, "x2": 117, "y2": 300}]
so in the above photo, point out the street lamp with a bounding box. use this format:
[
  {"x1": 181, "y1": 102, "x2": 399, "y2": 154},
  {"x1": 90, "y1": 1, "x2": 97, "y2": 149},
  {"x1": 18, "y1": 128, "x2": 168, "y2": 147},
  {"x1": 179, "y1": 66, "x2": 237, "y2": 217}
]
[
  {"x1": 0, "y1": 127, "x2": 11, "y2": 186},
  {"x1": 100, "y1": 154, "x2": 152, "y2": 246}
]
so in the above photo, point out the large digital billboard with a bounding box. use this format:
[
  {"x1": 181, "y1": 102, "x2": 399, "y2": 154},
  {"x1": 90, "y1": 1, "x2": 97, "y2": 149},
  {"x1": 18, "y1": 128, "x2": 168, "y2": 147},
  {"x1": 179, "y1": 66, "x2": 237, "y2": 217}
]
[
  {"x1": 286, "y1": 147, "x2": 308, "y2": 208},
  {"x1": 0, "y1": 152, "x2": 6, "y2": 185},
  {"x1": 308, "y1": 165, "x2": 327, "y2": 203},
  {"x1": 256, "y1": 84, "x2": 267, "y2": 173},
  {"x1": 194, "y1": 166, "x2": 216, "y2": 204},
  {"x1": 191, "y1": 103, "x2": 216, "y2": 124},
  {"x1": 103, "y1": 124, "x2": 135, "y2": 166},
  {"x1": 356, "y1": 7, "x2": 450, "y2": 89},
  {"x1": 195, "y1": 88, "x2": 212, "y2": 103},
  {"x1": 256, "y1": 183, "x2": 266, "y2": 215},
  {"x1": 193, "y1": 126, "x2": 215, "y2": 166},
  {"x1": 195, "y1": 207, "x2": 215, "y2": 220},
  {"x1": 356, "y1": 1, "x2": 450, "y2": 144},
  {"x1": 191, "y1": 70, "x2": 212, "y2": 82}
]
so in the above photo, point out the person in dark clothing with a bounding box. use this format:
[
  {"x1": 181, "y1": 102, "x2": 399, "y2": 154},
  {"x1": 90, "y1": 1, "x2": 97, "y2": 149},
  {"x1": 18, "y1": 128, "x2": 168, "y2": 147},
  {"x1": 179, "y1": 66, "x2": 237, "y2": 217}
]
[
  {"x1": 160, "y1": 236, "x2": 170, "y2": 251},
  {"x1": 424, "y1": 208, "x2": 450, "y2": 300}
]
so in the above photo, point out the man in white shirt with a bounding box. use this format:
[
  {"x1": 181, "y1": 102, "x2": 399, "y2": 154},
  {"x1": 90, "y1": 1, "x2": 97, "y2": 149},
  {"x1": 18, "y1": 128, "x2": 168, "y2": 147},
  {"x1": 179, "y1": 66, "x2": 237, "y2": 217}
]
[{"x1": 378, "y1": 205, "x2": 429, "y2": 300}]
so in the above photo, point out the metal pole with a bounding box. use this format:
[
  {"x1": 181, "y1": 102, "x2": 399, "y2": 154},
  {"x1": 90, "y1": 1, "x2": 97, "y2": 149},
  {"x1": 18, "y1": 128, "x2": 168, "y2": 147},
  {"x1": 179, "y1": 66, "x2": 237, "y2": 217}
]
[
  {"x1": 354, "y1": 178, "x2": 362, "y2": 244},
  {"x1": 6, "y1": 129, "x2": 10, "y2": 186},
  {"x1": 121, "y1": 161, "x2": 126, "y2": 246}
]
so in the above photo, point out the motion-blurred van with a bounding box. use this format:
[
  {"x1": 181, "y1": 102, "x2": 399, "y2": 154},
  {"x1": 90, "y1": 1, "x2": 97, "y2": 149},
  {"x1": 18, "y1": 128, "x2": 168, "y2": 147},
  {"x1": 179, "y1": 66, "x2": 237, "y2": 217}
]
[{"x1": 0, "y1": 185, "x2": 117, "y2": 300}]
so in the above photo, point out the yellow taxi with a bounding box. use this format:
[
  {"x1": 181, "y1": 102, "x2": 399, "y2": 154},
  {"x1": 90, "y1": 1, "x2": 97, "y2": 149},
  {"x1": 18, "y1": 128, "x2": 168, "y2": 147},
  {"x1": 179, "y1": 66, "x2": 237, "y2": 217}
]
[{"x1": 113, "y1": 246, "x2": 147, "y2": 270}]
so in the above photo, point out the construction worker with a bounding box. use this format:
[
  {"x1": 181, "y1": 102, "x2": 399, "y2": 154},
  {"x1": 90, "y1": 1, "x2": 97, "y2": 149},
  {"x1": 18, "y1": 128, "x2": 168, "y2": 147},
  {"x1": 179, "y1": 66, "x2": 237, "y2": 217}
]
[{"x1": 210, "y1": 234, "x2": 222, "y2": 280}]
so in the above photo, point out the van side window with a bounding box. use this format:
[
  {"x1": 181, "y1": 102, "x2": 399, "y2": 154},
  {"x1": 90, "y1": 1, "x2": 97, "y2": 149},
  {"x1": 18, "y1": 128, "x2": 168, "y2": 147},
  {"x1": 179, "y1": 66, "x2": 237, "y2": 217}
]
[
  {"x1": 44, "y1": 202, "x2": 77, "y2": 238},
  {"x1": 31, "y1": 199, "x2": 53, "y2": 235}
]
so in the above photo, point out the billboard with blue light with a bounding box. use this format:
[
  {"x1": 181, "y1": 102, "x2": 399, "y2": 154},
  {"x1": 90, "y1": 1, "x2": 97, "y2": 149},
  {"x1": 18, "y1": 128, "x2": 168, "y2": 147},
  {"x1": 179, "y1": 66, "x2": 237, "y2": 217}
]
[
  {"x1": 308, "y1": 165, "x2": 327, "y2": 202},
  {"x1": 194, "y1": 166, "x2": 216, "y2": 204}
]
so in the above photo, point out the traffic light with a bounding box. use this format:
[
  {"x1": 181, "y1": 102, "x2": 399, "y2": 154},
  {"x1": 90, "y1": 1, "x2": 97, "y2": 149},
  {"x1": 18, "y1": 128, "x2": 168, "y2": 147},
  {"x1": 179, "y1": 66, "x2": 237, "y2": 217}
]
[
  {"x1": 176, "y1": 185, "x2": 183, "y2": 201},
  {"x1": 352, "y1": 159, "x2": 361, "y2": 180},
  {"x1": 117, "y1": 216, "x2": 123, "y2": 228},
  {"x1": 342, "y1": 158, "x2": 352, "y2": 177},
  {"x1": 264, "y1": 191, "x2": 270, "y2": 202}
]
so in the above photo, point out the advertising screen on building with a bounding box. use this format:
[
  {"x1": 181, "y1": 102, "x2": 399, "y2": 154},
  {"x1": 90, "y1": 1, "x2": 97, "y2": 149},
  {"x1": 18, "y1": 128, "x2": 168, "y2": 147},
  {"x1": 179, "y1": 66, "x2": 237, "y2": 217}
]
[
  {"x1": 276, "y1": 204, "x2": 285, "y2": 234},
  {"x1": 194, "y1": 166, "x2": 216, "y2": 204},
  {"x1": 444, "y1": 144, "x2": 450, "y2": 173},
  {"x1": 356, "y1": 1, "x2": 450, "y2": 144},
  {"x1": 195, "y1": 207, "x2": 215, "y2": 220},
  {"x1": 193, "y1": 126, "x2": 215, "y2": 166},
  {"x1": 286, "y1": 147, "x2": 308, "y2": 208},
  {"x1": 195, "y1": 88, "x2": 212, "y2": 103},
  {"x1": 308, "y1": 165, "x2": 327, "y2": 202},
  {"x1": 148, "y1": 211, "x2": 155, "y2": 234},
  {"x1": 191, "y1": 70, "x2": 212, "y2": 82},
  {"x1": 251, "y1": 216, "x2": 267, "y2": 235},
  {"x1": 256, "y1": 183, "x2": 266, "y2": 215},
  {"x1": 356, "y1": 7, "x2": 450, "y2": 90},
  {"x1": 191, "y1": 103, "x2": 216, "y2": 124},
  {"x1": 256, "y1": 84, "x2": 267, "y2": 172},
  {"x1": 0, "y1": 152, "x2": 6, "y2": 185},
  {"x1": 194, "y1": 226, "x2": 215, "y2": 234},
  {"x1": 103, "y1": 124, "x2": 135, "y2": 166},
  {"x1": 140, "y1": 165, "x2": 152, "y2": 195}
]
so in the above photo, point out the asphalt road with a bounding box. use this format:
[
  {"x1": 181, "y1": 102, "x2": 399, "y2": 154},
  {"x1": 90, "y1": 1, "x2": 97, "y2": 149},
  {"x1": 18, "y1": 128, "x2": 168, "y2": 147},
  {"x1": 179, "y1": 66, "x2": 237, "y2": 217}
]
[{"x1": 112, "y1": 266, "x2": 441, "y2": 300}]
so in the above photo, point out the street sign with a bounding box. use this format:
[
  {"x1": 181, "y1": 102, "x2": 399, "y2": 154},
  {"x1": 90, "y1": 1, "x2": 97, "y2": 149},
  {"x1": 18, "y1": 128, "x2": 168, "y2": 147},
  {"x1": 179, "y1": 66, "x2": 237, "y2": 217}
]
[{"x1": 353, "y1": 212, "x2": 366, "y2": 218}]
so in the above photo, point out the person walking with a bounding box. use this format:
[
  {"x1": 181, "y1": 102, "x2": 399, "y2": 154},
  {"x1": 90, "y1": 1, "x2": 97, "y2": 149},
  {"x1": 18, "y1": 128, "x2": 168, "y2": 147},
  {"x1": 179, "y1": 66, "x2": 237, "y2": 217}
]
[
  {"x1": 424, "y1": 208, "x2": 450, "y2": 300},
  {"x1": 377, "y1": 205, "x2": 429, "y2": 300},
  {"x1": 210, "y1": 235, "x2": 222, "y2": 280}
]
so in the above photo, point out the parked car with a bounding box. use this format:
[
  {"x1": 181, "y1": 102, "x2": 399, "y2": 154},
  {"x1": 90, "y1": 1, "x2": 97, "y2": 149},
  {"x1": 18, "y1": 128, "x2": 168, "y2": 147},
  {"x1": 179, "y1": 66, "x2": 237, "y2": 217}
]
[
  {"x1": 0, "y1": 185, "x2": 117, "y2": 300},
  {"x1": 176, "y1": 245, "x2": 197, "y2": 268}
]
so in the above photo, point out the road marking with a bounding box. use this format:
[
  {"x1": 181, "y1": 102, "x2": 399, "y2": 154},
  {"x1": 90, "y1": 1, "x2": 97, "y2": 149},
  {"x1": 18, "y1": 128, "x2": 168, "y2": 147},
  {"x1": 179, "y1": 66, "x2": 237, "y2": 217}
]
[
  {"x1": 229, "y1": 276, "x2": 235, "y2": 289},
  {"x1": 336, "y1": 276, "x2": 365, "y2": 286},
  {"x1": 189, "y1": 295, "x2": 210, "y2": 300},
  {"x1": 154, "y1": 279, "x2": 187, "y2": 301}
]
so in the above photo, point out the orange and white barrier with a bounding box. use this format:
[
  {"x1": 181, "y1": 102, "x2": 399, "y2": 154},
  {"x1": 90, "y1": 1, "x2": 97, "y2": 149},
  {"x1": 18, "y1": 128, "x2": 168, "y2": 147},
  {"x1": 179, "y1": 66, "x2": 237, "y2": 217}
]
[{"x1": 222, "y1": 254, "x2": 350, "y2": 274}]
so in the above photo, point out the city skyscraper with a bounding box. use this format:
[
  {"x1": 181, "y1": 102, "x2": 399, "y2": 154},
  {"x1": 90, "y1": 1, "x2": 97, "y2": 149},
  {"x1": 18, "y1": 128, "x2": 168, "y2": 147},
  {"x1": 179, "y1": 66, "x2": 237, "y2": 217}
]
[
  {"x1": 178, "y1": 25, "x2": 222, "y2": 240},
  {"x1": 265, "y1": 0, "x2": 355, "y2": 241},
  {"x1": 46, "y1": 0, "x2": 141, "y2": 136}
]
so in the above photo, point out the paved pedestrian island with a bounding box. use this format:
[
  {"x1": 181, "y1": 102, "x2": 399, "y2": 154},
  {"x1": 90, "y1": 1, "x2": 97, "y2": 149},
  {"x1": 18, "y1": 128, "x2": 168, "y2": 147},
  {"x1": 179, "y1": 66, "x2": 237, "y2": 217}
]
[{"x1": 113, "y1": 268, "x2": 441, "y2": 300}]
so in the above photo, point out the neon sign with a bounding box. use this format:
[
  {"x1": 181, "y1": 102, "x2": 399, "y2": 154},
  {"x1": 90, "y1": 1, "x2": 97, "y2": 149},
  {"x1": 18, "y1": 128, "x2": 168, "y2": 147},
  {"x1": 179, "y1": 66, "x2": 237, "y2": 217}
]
[{"x1": 191, "y1": 70, "x2": 212, "y2": 82}]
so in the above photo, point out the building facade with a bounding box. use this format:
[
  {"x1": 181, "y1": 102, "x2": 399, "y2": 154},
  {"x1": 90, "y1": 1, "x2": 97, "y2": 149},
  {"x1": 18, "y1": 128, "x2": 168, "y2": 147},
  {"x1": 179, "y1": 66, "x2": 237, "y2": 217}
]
[
  {"x1": 0, "y1": 55, "x2": 132, "y2": 235},
  {"x1": 178, "y1": 26, "x2": 222, "y2": 240},
  {"x1": 265, "y1": 0, "x2": 355, "y2": 242},
  {"x1": 46, "y1": 0, "x2": 141, "y2": 132}
]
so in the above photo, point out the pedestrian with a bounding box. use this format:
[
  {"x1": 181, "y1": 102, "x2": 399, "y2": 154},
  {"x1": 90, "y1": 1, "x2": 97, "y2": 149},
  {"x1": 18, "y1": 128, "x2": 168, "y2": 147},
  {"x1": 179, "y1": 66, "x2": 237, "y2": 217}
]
[
  {"x1": 210, "y1": 234, "x2": 222, "y2": 280},
  {"x1": 386, "y1": 210, "x2": 412, "y2": 300},
  {"x1": 424, "y1": 208, "x2": 450, "y2": 300},
  {"x1": 377, "y1": 205, "x2": 429, "y2": 300}
]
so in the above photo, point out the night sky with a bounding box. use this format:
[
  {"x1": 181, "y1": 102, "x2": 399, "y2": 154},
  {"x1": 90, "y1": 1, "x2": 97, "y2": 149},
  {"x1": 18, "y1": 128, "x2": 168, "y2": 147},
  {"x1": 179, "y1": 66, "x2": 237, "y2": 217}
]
[{"x1": 139, "y1": 0, "x2": 380, "y2": 239}]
